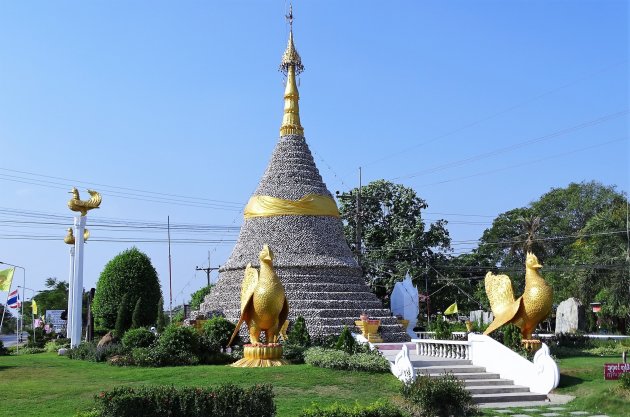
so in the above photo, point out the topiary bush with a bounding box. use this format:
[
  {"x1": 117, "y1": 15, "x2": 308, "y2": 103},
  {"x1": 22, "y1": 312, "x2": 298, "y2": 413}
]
[
  {"x1": 93, "y1": 247, "x2": 162, "y2": 329},
  {"x1": 122, "y1": 328, "x2": 156, "y2": 350},
  {"x1": 92, "y1": 383, "x2": 275, "y2": 417},
  {"x1": 202, "y1": 316, "x2": 237, "y2": 353},
  {"x1": 114, "y1": 294, "x2": 132, "y2": 338},
  {"x1": 304, "y1": 347, "x2": 390, "y2": 372},
  {"x1": 334, "y1": 326, "x2": 356, "y2": 354},
  {"x1": 401, "y1": 374, "x2": 478, "y2": 417},
  {"x1": 299, "y1": 401, "x2": 405, "y2": 417},
  {"x1": 284, "y1": 316, "x2": 311, "y2": 364},
  {"x1": 158, "y1": 325, "x2": 200, "y2": 356}
]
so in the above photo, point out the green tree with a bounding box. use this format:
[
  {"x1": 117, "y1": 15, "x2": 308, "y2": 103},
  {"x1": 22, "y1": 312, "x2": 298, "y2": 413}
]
[
  {"x1": 190, "y1": 285, "x2": 213, "y2": 310},
  {"x1": 338, "y1": 180, "x2": 451, "y2": 306},
  {"x1": 131, "y1": 297, "x2": 142, "y2": 329},
  {"x1": 92, "y1": 247, "x2": 162, "y2": 329},
  {"x1": 114, "y1": 294, "x2": 132, "y2": 337},
  {"x1": 156, "y1": 297, "x2": 166, "y2": 332}
]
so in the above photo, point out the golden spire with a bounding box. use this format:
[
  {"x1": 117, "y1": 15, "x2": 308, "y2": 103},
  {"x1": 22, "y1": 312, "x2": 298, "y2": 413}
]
[{"x1": 279, "y1": 4, "x2": 305, "y2": 137}]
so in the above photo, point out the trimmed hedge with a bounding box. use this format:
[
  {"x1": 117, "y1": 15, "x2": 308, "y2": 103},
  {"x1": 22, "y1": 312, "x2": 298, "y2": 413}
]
[
  {"x1": 93, "y1": 247, "x2": 162, "y2": 329},
  {"x1": 401, "y1": 374, "x2": 478, "y2": 417},
  {"x1": 93, "y1": 384, "x2": 275, "y2": 417},
  {"x1": 299, "y1": 401, "x2": 405, "y2": 417},
  {"x1": 122, "y1": 328, "x2": 156, "y2": 350},
  {"x1": 304, "y1": 347, "x2": 390, "y2": 372}
]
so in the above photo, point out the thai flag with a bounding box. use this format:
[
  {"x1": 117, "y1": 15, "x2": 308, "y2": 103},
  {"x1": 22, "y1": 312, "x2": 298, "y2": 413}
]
[{"x1": 7, "y1": 289, "x2": 19, "y2": 309}]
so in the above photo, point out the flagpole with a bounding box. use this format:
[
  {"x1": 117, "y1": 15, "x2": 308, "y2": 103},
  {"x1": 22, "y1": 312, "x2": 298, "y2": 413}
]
[
  {"x1": 0, "y1": 290, "x2": 9, "y2": 335},
  {"x1": 0, "y1": 262, "x2": 25, "y2": 353}
]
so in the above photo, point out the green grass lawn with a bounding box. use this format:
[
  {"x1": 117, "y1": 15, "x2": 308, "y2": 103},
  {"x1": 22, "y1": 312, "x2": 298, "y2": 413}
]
[
  {"x1": 2, "y1": 353, "x2": 628, "y2": 417},
  {"x1": 0, "y1": 353, "x2": 402, "y2": 417},
  {"x1": 552, "y1": 355, "x2": 630, "y2": 417}
]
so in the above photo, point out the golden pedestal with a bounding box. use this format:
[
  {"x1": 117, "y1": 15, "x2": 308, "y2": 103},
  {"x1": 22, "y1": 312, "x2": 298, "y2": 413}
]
[
  {"x1": 522, "y1": 339, "x2": 542, "y2": 353},
  {"x1": 231, "y1": 344, "x2": 289, "y2": 367},
  {"x1": 355, "y1": 320, "x2": 383, "y2": 343}
]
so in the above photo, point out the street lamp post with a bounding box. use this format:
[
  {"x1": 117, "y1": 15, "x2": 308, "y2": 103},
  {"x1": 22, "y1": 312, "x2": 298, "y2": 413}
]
[
  {"x1": 0, "y1": 261, "x2": 25, "y2": 354},
  {"x1": 18, "y1": 286, "x2": 38, "y2": 344}
]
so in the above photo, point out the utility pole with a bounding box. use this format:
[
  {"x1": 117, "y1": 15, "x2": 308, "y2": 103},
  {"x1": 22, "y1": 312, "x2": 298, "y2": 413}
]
[
  {"x1": 196, "y1": 252, "x2": 219, "y2": 286},
  {"x1": 336, "y1": 167, "x2": 364, "y2": 264}
]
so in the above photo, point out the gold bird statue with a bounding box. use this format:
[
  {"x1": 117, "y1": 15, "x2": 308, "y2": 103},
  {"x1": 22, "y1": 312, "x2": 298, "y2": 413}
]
[
  {"x1": 228, "y1": 244, "x2": 289, "y2": 346},
  {"x1": 64, "y1": 227, "x2": 90, "y2": 245},
  {"x1": 484, "y1": 252, "x2": 553, "y2": 341},
  {"x1": 67, "y1": 187, "x2": 102, "y2": 216}
]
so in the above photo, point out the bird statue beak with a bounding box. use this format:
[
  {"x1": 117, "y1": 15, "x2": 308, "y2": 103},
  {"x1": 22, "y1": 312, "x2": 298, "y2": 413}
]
[{"x1": 534, "y1": 263, "x2": 543, "y2": 269}]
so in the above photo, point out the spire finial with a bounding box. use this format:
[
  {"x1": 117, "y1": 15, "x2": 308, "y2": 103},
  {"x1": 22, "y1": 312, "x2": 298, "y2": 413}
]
[{"x1": 279, "y1": 3, "x2": 304, "y2": 137}]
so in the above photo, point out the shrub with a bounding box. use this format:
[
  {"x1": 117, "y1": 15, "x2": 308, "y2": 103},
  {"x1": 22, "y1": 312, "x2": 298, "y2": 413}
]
[
  {"x1": 15, "y1": 346, "x2": 46, "y2": 355},
  {"x1": 158, "y1": 325, "x2": 201, "y2": 356},
  {"x1": 202, "y1": 316, "x2": 237, "y2": 353},
  {"x1": 335, "y1": 326, "x2": 356, "y2": 354},
  {"x1": 430, "y1": 315, "x2": 452, "y2": 340},
  {"x1": 304, "y1": 347, "x2": 390, "y2": 372},
  {"x1": 284, "y1": 316, "x2": 311, "y2": 364},
  {"x1": 27, "y1": 327, "x2": 53, "y2": 348},
  {"x1": 299, "y1": 401, "x2": 405, "y2": 417},
  {"x1": 67, "y1": 341, "x2": 126, "y2": 362},
  {"x1": 131, "y1": 346, "x2": 199, "y2": 367},
  {"x1": 619, "y1": 372, "x2": 630, "y2": 390},
  {"x1": 502, "y1": 324, "x2": 522, "y2": 351},
  {"x1": 92, "y1": 383, "x2": 275, "y2": 417},
  {"x1": 0, "y1": 340, "x2": 8, "y2": 356},
  {"x1": 401, "y1": 374, "x2": 478, "y2": 417},
  {"x1": 122, "y1": 328, "x2": 155, "y2": 350},
  {"x1": 45, "y1": 338, "x2": 70, "y2": 353},
  {"x1": 93, "y1": 247, "x2": 162, "y2": 329}
]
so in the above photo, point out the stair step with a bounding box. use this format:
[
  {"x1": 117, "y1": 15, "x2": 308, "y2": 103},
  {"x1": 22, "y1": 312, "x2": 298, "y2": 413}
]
[
  {"x1": 416, "y1": 365, "x2": 486, "y2": 374},
  {"x1": 472, "y1": 392, "x2": 548, "y2": 404},
  {"x1": 466, "y1": 385, "x2": 530, "y2": 394},
  {"x1": 425, "y1": 372, "x2": 501, "y2": 380},
  {"x1": 463, "y1": 379, "x2": 514, "y2": 386}
]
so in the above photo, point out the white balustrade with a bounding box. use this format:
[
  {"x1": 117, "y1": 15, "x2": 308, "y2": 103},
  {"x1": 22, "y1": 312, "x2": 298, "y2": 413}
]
[{"x1": 411, "y1": 338, "x2": 471, "y2": 360}]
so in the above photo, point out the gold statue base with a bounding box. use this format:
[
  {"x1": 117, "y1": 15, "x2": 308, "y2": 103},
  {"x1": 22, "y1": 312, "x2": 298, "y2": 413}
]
[
  {"x1": 522, "y1": 339, "x2": 542, "y2": 353},
  {"x1": 355, "y1": 320, "x2": 383, "y2": 343},
  {"x1": 231, "y1": 344, "x2": 288, "y2": 368}
]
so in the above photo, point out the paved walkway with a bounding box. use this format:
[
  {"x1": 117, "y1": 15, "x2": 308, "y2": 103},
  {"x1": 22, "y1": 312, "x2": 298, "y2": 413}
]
[{"x1": 485, "y1": 406, "x2": 609, "y2": 417}]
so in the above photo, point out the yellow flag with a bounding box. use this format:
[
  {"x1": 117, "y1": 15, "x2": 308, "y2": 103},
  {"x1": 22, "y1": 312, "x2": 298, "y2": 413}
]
[
  {"x1": 444, "y1": 302, "x2": 458, "y2": 315},
  {"x1": 32, "y1": 299, "x2": 38, "y2": 315},
  {"x1": 0, "y1": 268, "x2": 14, "y2": 292}
]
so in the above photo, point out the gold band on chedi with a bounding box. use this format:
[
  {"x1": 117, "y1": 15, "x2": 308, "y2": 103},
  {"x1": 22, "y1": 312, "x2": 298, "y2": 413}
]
[{"x1": 244, "y1": 194, "x2": 340, "y2": 219}]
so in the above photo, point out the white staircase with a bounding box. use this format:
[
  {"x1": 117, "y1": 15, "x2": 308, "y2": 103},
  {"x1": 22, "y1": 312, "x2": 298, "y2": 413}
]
[{"x1": 379, "y1": 346, "x2": 548, "y2": 404}]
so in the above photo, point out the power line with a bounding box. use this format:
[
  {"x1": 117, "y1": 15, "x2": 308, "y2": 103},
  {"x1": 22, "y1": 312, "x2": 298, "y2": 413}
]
[
  {"x1": 414, "y1": 137, "x2": 627, "y2": 187},
  {"x1": 362, "y1": 60, "x2": 627, "y2": 168},
  {"x1": 391, "y1": 110, "x2": 627, "y2": 181}
]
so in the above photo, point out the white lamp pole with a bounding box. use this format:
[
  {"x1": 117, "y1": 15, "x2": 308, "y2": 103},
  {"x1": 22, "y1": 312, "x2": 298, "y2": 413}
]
[
  {"x1": 66, "y1": 245, "x2": 75, "y2": 338},
  {"x1": 70, "y1": 215, "x2": 86, "y2": 348}
]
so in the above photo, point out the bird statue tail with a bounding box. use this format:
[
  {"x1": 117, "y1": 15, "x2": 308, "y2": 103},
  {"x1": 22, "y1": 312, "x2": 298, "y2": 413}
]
[
  {"x1": 483, "y1": 271, "x2": 522, "y2": 335},
  {"x1": 227, "y1": 317, "x2": 245, "y2": 347}
]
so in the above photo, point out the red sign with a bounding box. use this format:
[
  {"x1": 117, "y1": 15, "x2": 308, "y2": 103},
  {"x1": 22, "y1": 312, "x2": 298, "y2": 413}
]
[{"x1": 604, "y1": 363, "x2": 630, "y2": 380}]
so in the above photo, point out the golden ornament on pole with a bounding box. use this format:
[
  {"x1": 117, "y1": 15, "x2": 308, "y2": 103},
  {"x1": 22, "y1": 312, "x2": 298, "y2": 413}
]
[
  {"x1": 64, "y1": 227, "x2": 90, "y2": 245},
  {"x1": 67, "y1": 188, "x2": 102, "y2": 216},
  {"x1": 228, "y1": 245, "x2": 289, "y2": 367},
  {"x1": 484, "y1": 252, "x2": 553, "y2": 351}
]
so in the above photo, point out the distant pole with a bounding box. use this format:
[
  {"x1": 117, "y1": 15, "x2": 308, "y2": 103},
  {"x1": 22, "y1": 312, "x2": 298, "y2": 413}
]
[
  {"x1": 0, "y1": 262, "x2": 25, "y2": 353},
  {"x1": 196, "y1": 252, "x2": 219, "y2": 287},
  {"x1": 425, "y1": 273, "x2": 430, "y2": 326},
  {"x1": 168, "y1": 216, "x2": 173, "y2": 321}
]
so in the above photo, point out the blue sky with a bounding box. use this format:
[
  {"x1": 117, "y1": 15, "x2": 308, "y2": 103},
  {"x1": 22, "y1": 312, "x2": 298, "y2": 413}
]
[{"x1": 0, "y1": 1, "x2": 627, "y2": 308}]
